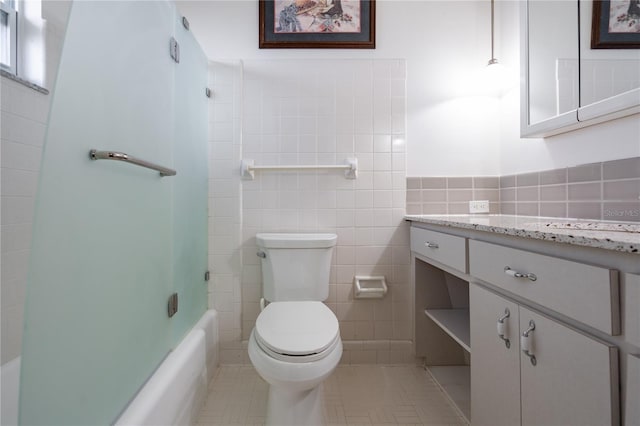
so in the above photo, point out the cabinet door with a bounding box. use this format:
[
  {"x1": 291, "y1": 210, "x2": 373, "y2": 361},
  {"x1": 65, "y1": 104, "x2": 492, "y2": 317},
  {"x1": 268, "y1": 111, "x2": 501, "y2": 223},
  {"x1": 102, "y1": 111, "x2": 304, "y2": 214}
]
[
  {"x1": 519, "y1": 307, "x2": 619, "y2": 426},
  {"x1": 470, "y1": 284, "x2": 521, "y2": 426}
]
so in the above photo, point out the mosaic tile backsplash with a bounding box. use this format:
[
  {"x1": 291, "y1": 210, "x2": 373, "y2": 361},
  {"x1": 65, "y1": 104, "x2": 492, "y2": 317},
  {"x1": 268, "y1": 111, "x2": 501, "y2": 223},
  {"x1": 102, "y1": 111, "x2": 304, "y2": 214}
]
[{"x1": 408, "y1": 157, "x2": 640, "y2": 222}]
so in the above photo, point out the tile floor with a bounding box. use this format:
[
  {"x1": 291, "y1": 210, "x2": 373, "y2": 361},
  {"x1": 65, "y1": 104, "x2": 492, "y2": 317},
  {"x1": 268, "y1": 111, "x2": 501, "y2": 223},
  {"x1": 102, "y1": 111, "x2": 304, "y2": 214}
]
[{"x1": 196, "y1": 365, "x2": 467, "y2": 425}]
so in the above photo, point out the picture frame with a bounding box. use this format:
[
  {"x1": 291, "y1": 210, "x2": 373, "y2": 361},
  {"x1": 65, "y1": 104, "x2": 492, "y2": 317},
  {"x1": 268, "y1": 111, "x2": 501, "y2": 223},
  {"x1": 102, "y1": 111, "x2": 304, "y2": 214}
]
[
  {"x1": 259, "y1": 0, "x2": 375, "y2": 49},
  {"x1": 591, "y1": 0, "x2": 640, "y2": 48}
]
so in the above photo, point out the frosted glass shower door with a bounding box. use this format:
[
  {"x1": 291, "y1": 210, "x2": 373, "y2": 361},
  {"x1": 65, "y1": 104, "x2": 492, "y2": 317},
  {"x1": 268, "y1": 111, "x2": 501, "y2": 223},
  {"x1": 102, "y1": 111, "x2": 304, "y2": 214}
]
[
  {"x1": 18, "y1": 1, "x2": 206, "y2": 424},
  {"x1": 170, "y1": 15, "x2": 209, "y2": 345}
]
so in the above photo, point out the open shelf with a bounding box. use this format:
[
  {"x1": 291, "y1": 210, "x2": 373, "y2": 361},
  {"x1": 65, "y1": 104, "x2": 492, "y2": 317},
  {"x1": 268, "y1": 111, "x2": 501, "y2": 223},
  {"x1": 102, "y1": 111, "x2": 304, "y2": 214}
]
[
  {"x1": 414, "y1": 253, "x2": 470, "y2": 423},
  {"x1": 424, "y1": 309, "x2": 470, "y2": 352},
  {"x1": 427, "y1": 365, "x2": 470, "y2": 422}
]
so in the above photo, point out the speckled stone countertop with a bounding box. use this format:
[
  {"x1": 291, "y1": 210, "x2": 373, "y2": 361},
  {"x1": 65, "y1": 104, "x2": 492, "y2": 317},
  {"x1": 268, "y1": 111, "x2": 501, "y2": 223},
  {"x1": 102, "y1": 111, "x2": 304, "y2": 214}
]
[{"x1": 405, "y1": 214, "x2": 640, "y2": 254}]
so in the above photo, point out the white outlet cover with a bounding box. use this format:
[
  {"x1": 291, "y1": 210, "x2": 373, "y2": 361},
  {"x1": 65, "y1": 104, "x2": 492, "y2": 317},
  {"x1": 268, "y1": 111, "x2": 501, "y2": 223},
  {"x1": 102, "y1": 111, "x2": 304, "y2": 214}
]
[{"x1": 469, "y1": 200, "x2": 490, "y2": 213}]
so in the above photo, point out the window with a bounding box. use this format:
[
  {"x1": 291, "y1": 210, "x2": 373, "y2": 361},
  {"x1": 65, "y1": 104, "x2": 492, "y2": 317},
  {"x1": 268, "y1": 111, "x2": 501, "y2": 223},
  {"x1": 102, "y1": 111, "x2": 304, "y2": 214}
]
[
  {"x1": 1, "y1": 0, "x2": 45, "y2": 88},
  {"x1": 0, "y1": 0, "x2": 17, "y2": 75}
]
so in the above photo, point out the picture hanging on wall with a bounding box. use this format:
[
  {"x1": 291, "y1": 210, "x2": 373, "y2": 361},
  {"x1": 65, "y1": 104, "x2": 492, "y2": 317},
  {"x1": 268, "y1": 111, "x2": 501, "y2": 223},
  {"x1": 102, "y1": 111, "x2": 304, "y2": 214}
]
[
  {"x1": 259, "y1": 0, "x2": 375, "y2": 49},
  {"x1": 591, "y1": 0, "x2": 640, "y2": 48}
]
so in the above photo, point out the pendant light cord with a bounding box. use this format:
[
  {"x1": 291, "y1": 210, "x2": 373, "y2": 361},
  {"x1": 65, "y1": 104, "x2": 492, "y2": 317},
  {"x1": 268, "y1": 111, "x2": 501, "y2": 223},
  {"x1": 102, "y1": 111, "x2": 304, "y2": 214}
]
[{"x1": 489, "y1": 0, "x2": 498, "y2": 65}]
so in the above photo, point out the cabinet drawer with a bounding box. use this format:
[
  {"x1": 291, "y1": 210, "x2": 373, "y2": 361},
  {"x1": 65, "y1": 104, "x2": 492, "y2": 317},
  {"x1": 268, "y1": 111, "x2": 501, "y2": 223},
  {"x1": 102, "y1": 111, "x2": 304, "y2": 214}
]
[
  {"x1": 469, "y1": 239, "x2": 619, "y2": 335},
  {"x1": 410, "y1": 227, "x2": 467, "y2": 273}
]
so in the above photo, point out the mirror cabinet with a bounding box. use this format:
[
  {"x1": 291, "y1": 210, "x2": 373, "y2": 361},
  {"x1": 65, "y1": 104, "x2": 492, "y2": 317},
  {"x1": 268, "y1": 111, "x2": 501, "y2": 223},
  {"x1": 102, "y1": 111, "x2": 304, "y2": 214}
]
[{"x1": 521, "y1": 0, "x2": 640, "y2": 137}]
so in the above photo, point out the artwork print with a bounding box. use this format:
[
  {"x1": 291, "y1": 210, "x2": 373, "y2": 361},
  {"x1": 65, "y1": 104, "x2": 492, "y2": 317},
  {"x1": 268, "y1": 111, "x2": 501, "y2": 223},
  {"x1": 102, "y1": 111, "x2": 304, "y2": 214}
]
[
  {"x1": 607, "y1": 0, "x2": 640, "y2": 33},
  {"x1": 259, "y1": 0, "x2": 375, "y2": 49},
  {"x1": 592, "y1": 0, "x2": 640, "y2": 48},
  {"x1": 275, "y1": 0, "x2": 361, "y2": 34}
]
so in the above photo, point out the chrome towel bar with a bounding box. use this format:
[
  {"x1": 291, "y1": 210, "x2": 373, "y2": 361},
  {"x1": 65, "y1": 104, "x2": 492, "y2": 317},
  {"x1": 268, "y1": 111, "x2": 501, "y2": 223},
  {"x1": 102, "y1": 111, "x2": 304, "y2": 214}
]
[{"x1": 89, "y1": 149, "x2": 176, "y2": 177}]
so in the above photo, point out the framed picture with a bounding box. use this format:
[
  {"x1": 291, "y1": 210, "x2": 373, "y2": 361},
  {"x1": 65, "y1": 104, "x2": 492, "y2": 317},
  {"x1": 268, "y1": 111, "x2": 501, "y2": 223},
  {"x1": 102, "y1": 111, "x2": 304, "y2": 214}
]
[
  {"x1": 259, "y1": 0, "x2": 375, "y2": 49},
  {"x1": 591, "y1": 0, "x2": 640, "y2": 48}
]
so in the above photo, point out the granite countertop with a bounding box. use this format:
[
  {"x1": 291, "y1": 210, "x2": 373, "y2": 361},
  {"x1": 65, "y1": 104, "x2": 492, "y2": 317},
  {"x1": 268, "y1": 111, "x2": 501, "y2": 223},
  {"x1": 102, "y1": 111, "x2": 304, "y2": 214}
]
[{"x1": 405, "y1": 214, "x2": 640, "y2": 254}]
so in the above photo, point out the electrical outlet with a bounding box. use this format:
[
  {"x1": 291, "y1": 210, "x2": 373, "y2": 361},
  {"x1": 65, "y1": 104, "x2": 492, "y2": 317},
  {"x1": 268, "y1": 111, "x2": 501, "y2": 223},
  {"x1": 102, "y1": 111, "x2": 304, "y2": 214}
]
[{"x1": 469, "y1": 200, "x2": 490, "y2": 214}]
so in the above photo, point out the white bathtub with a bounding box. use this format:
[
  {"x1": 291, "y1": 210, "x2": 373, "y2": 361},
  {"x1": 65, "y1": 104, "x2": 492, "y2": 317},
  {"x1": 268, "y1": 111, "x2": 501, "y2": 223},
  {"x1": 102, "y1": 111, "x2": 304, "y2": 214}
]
[
  {"x1": 116, "y1": 309, "x2": 219, "y2": 425},
  {"x1": 0, "y1": 309, "x2": 218, "y2": 426},
  {"x1": 0, "y1": 357, "x2": 20, "y2": 426}
]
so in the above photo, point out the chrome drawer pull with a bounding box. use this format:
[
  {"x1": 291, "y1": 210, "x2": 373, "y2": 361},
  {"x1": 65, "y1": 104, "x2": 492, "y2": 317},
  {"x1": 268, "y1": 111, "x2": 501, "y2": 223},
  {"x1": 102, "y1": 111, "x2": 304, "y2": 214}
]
[
  {"x1": 496, "y1": 308, "x2": 511, "y2": 348},
  {"x1": 424, "y1": 242, "x2": 439, "y2": 249},
  {"x1": 521, "y1": 320, "x2": 537, "y2": 366},
  {"x1": 504, "y1": 266, "x2": 537, "y2": 281}
]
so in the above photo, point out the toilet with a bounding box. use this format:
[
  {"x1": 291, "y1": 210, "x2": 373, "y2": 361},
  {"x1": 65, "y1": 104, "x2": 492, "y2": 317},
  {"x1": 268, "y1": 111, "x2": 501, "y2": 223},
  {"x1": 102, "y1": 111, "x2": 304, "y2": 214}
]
[{"x1": 248, "y1": 233, "x2": 342, "y2": 426}]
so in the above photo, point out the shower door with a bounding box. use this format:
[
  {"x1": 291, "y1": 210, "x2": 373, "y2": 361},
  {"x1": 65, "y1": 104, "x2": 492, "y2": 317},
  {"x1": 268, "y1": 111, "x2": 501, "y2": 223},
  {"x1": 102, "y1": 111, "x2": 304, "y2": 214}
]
[
  {"x1": 170, "y1": 12, "x2": 209, "y2": 345},
  {"x1": 19, "y1": 1, "x2": 208, "y2": 424}
]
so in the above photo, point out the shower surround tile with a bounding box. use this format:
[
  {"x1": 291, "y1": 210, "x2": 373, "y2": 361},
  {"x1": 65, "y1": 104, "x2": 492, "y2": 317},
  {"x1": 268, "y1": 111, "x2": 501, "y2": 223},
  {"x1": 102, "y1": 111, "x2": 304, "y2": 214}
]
[
  {"x1": 208, "y1": 61, "x2": 244, "y2": 364},
  {"x1": 0, "y1": 8, "x2": 67, "y2": 363}
]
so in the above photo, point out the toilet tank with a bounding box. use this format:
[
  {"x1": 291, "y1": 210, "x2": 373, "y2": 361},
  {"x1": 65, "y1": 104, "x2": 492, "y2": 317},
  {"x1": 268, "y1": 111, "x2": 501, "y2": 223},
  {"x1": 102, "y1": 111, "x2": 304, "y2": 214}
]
[{"x1": 256, "y1": 233, "x2": 337, "y2": 302}]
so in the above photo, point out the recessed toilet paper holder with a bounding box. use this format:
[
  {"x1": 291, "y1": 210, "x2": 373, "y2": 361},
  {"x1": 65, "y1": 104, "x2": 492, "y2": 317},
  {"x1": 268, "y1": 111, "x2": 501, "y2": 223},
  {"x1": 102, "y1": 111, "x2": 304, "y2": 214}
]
[{"x1": 353, "y1": 276, "x2": 388, "y2": 299}]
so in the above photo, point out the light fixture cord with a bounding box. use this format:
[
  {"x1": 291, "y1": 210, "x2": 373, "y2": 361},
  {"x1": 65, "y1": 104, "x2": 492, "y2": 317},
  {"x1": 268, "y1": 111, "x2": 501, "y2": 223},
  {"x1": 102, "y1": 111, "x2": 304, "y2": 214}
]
[{"x1": 490, "y1": 0, "x2": 495, "y2": 61}]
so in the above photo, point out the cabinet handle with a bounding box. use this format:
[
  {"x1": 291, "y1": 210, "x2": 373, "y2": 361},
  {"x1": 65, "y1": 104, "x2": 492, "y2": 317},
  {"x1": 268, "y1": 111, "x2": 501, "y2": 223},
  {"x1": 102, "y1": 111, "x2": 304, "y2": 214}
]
[
  {"x1": 504, "y1": 266, "x2": 537, "y2": 282},
  {"x1": 496, "y1": 308, "x2": 511, "y2": 348},
  {"x1": 521, "y1": 320, "x2": 537, "y2": 366},
  {"x1": 424, "y1": 242, "x2": 439, "y2": 249}
]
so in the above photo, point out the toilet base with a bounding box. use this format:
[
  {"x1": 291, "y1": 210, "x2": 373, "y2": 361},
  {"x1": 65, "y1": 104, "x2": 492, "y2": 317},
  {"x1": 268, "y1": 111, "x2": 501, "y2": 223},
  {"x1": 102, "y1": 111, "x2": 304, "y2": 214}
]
[{"x1": 266, "y1": 383, "x2": 324, "y2": 426}]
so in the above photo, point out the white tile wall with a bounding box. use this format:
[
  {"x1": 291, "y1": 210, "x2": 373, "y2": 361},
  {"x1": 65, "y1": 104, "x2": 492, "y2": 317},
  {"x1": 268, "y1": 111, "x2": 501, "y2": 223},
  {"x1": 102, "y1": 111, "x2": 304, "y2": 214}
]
[
  {"x1": 208, "y1": 58, "x2": 412, "y2": 364},
  {"x1": 207, "y1": 61, "x2": 244, "y2": 364},
  {"x1": 0, "y1": 12, "x2": 67, "y2": 364}
]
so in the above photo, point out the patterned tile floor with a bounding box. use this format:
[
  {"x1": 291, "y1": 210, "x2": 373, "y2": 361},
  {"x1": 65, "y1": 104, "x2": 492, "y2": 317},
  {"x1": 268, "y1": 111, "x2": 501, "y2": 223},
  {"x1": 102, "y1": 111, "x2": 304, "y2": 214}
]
[{"x1": 196, "y1": 365, "x2": 467, "y2": 425}]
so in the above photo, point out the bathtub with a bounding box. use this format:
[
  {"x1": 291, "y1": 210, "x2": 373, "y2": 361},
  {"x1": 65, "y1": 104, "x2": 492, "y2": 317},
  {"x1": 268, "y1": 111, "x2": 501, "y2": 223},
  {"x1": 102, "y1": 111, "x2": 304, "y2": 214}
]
[
  {"x1": 115, "y1": 309, "x2": 219, "y2": 425},
  {"x1": 0, "y1": 309, "x2": 218, "y2": 426},
  {"x1": 0, "y1": 357, "x2": 20, "y2": 426}
]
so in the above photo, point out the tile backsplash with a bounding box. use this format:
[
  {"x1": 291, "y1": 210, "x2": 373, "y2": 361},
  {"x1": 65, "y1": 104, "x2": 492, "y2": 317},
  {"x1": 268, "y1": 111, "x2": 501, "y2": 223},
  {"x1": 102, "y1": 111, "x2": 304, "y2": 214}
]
[
  {"x1": 408, "y1": 157, "x2": 640, "y2": 222},
  {"x1": 406, "y1": 177, "x2": 500, "y2": 215}
]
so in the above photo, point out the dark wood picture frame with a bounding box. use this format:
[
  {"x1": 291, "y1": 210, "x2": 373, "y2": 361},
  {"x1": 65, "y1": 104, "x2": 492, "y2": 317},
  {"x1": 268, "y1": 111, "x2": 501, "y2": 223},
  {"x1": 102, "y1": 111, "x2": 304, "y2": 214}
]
[
  {"x1": 259, "y1": 0, "x2": 375, "y2": 49},
  {"x1": 591, "y1": 0, "x2": 640, "y2": 48}
]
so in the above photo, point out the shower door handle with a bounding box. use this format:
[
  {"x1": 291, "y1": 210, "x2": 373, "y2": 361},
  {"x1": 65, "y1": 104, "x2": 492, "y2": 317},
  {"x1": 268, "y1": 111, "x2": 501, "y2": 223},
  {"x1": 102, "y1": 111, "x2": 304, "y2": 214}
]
[{"x1": 89, "y1": 149, "x2": 177, "y2": 177}]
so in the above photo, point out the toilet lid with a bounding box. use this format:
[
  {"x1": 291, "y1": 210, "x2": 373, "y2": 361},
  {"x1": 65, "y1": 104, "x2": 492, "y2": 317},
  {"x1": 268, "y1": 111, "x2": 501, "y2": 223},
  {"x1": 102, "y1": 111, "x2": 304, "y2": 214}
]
[{"x1": 255, "y1": 301, "x2": 340, "y2": 356}]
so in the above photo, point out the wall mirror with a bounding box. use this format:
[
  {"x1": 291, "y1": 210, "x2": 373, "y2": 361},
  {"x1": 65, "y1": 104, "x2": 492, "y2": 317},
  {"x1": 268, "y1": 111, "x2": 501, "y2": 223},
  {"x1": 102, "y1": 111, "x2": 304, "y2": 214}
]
[
  {"x1": 578, "y1": 0, "x2": 640, "y2": 121},
  {"x1": 521, "y1": 0, "x2": 640, "y2": 137}
]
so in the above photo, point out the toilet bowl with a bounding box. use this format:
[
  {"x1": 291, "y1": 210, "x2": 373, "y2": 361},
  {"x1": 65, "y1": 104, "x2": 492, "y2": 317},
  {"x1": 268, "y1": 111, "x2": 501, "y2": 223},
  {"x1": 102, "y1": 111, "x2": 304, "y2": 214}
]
[
  {"x1": 248, "y1": 301, "x2": 342, "y2": 425},
  {"x1": 248, "y1": 233, "x2": 342, "y2": 425}
]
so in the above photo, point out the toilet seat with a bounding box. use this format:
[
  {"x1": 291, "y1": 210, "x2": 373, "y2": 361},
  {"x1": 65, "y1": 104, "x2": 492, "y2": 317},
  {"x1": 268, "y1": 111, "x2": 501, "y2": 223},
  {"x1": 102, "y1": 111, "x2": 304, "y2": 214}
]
[{"x1": 254, "y1": 301, "x2": 340, "y2": 363}]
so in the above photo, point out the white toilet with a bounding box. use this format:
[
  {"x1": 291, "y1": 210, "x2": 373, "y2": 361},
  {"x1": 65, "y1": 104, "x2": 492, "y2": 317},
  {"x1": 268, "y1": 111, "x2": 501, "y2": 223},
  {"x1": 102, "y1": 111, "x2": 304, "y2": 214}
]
[{"x1": 248, "y1": 233, "x2": 342, "y2": 426}]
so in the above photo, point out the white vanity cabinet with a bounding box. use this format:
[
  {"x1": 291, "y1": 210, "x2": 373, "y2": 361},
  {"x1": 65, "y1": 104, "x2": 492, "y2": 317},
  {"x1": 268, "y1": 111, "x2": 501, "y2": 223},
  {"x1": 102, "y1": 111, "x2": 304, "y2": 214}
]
[
  {"x1": 470, "y1": 284, "x2": 619, "y2": 426},
  {"x1": 409, "y1": 220, "x2": 639, "y2": 425}
]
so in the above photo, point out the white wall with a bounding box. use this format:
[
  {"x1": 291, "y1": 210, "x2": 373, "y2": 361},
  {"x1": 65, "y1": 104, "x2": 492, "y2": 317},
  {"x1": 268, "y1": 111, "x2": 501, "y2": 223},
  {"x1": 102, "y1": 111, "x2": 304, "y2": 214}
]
[
  {"x1": 177, "y1": 0, "x2": 502, "y2": 177},
  {"x1": 180, "y1": 0, "x2": 640, "y2": 177}
]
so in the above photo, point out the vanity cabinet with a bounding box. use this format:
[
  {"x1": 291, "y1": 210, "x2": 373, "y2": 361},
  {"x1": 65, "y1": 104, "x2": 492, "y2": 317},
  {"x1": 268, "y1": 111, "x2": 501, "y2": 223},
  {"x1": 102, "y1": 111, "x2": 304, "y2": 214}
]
[
  {"x1": 470, "y1": 284, "x2": 619, "y2": 426},
  {"x1": 409, "y1": 221, "x2": 638, "y2": 425}
]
